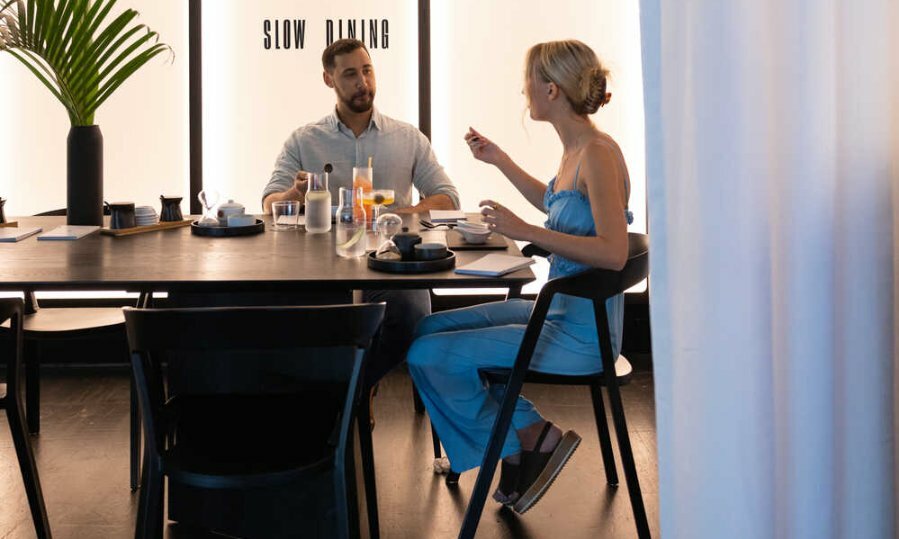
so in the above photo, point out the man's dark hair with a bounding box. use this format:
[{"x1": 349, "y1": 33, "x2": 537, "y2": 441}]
[{"x1": 322, "y1": 39, "x2": 370, "y2": 72}]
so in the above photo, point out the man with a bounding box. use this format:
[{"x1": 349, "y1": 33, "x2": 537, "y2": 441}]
[{"x1": 262, "y1": 38, "x2": 459, "y2": 387}]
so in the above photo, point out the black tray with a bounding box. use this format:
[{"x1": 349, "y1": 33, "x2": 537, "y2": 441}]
[
  {"x1": 445, "y1": 229, "x2": 509, "y2": 250},
  {"x1": 367, "y1": 250, "x2": 456, "y2": 273},
  {"x1": 190, "y1": 219, "x2": 265, "y2": 237}
]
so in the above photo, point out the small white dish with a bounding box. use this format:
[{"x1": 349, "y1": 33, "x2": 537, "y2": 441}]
[{"x1": 458, "y1": 227, "x2": 492, "y2": 244}]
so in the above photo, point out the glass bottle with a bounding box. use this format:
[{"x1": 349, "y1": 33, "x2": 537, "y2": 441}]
[{"x1": 305, "y1": 172, "x2": 331, "y2": 233}]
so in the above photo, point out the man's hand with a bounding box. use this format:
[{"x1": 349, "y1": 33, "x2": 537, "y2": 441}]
[{"x1": 263, "y1": 170, "x2": 310, "y2": 214}]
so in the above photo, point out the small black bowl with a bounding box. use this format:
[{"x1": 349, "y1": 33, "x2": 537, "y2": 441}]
[{"x1": 414, "y1": 242, "x2": 448, "y2": 261}]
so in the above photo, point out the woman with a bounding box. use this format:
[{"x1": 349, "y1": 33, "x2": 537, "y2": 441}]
[{"x1": 407, "y1": 39, "x2": 632, "y2": 514}]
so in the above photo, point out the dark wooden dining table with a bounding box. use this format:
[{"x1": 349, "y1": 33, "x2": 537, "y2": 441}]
[
  {"x1": 0, "y1": 213, "x2": 536, "y2": 537},
  {"x1": 0, "y1": 214, "x2": 535, "y2": 295}
]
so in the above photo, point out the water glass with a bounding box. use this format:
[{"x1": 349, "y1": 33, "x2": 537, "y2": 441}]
[
  {"x1": 272, "y1": 200, "x2": 300, "y2": 230},
  {"x1": 336, "y1": 187, "x2": 367, "y2": 258}
]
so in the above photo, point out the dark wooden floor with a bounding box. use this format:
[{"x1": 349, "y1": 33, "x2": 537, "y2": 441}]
[{"x1": 0, "y1": 366, "x2": 658, "y2": 539}]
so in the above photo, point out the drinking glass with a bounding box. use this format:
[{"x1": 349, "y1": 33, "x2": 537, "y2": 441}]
[
  {"x1": 305, "y1": 172, "x2": 331, "y2": 234},
  {"x1": 271, "y1": 200, "x2": 300, "y2": 230},
  {"x1": 353, "y1": 166, "x2": 373, "y2": 223},
  {"x1": 366, "y1": 189, "x2": 395, "y2": 231},
  {"x1": 336, "y1": 187, "x2": 367, "y2": 258}
]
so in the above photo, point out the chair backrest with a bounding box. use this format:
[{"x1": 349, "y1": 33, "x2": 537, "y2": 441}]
[
  {"x1": 124, "y1": 303, "x2": 386, "y2": 478},
  {"x1": 537, "y1": 232, "x2": 649, "y2": 304},
  {"x1": 0, "y1": 298, "x2": 24, "y2": 402}
]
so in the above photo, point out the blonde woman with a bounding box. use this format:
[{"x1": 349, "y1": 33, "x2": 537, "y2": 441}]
[{"x1": 407, "y1": 40, "x2": 632, "y2": 513}]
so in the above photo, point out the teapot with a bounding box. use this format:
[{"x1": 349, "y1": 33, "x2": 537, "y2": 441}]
[
  {"x1": 216, "y1": 200, "x2": 245, "y2": 226},
  {"x1": 391, "y1": 227, "x2": 422, "y2": 260}
]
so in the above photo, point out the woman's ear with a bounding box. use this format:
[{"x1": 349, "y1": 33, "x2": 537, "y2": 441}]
[{"x1": 547, "y1": 81, "x2": 560, "y2": 101}]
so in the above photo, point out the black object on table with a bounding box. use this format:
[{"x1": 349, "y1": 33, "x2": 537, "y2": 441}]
[
  {"x1": 367, "y1": 250, "x2": 456, "y2": 273},
  {"x1": 190, "y1": 219, "x2": 265, "y2": 237}
]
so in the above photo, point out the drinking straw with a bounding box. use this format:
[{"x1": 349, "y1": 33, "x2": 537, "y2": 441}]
[{"x1": 368, "y1": 155, "x2": 373, "y2": 168}]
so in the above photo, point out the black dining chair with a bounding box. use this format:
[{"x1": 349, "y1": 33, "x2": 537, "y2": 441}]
[
  {"x1": 0, "y1": 207, "x2": 146, "y2": 491},
  {"x1": 0, "y1": 298, "x2": 52, "y2": 539},
  {"x1": 124, "y1": 303, "x2": 385, "y2": 539},
  {"x1": 433, "y1": 233, "x2": 651, "y2": 539}
]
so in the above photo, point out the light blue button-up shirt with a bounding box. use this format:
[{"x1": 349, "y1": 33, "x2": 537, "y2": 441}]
[{"x1": 263, "y1": 108, "x2": 459, "y2": 210}]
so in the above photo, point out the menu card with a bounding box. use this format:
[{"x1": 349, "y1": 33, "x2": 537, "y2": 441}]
[
  {"x1": 429, "y1": 210, "x2": 467, "y2": 223},
  {"x1": 455, "y1": 254, "x2": 535, "y2": 277},
  {"x1": 37, "y1": 225, "x2": 101, "y2": 241},
  {"x1": 0, "y1": 227, "x2": 42, "y2": 242}
]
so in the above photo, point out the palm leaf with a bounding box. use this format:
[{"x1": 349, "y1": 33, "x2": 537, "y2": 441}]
[{"x1": 1, "y1": 0, "x2": 171, "y2": 126}]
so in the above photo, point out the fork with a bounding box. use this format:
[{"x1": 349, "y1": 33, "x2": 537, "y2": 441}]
[{"x1": 419, "y1": 219, "x2": 456, "y2": 229}]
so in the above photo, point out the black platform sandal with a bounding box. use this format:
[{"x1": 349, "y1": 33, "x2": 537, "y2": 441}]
[
  {"x1": 492, "y1": 460, "x2": 521, "y2": 505},
  {"x1": 512, "y1": 422, "x2": 581, "y2": 514}
]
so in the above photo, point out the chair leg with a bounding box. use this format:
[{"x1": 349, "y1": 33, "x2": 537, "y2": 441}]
[
  {"x1": 605, "y1": 381, "x2": 651, "y2": 539},
  {"x1": 357, "y1": 398, "x2": 380, "y2": 539},
  {"x1": 135, "y1": 454, "x2": 164, "y2": 539},
  {"x1": 130, "y1": 376, "x2": 142, "y2": 491},
  {"x1": 25, "y1": 340, "x2": 40, "y2": 435},
  {"x1": 590, "y1": 384, "x2": 619, "y2": 486},
  {"x1": 412, "y1": 381, "x2": 425, "y2": 414},
  {"x1": 430, "y1": 420, "x2": 442, "y2": 459},
  {"x1": 7, "y1": 405, "x2": 52, "y2": 539}
]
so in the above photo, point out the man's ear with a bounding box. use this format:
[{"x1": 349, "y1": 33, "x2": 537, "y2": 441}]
[{"x1": 323, "y1": 70, "x2": 335, "y2": 88}]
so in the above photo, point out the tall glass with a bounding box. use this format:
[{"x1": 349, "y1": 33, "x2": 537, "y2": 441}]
[
  {"x1": 305, "y1": 172, "x2": 331, "y2": 234},
  {"x1": 353, "y1": 166, "x2": 373, "y2": 224},
  {"x1": 336, "y1": 187, "x2": 367, "y2": 258}
]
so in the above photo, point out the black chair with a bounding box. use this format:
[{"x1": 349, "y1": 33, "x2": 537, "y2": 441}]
[
  {"x1": 124, "y1": 303, "x2": 385, "y2": 539},
  {"x1": 442, "y1": 233, "x2": 651, "y2": 538},
  {"x1": 0, "y1": 206, "x2": 145, "y2": 491},
  {"x1": 0, "y1": 298, "x2": 52, "y2": 539}
]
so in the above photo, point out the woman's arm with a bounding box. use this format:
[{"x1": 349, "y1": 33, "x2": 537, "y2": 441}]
[
  {"x1": 480, "y1": 142, "x2": 629, "y2": 271},
  {"x1": 465, "y1": 127, "x2": 547, "y2": 212}
]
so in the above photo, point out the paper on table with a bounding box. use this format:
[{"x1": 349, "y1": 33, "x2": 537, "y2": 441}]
[
  {"x1": 0, "y1": 226, "x2": 42, "y2": 242},
  {"x1": 429, "y1": 210, "x2": 467, "y2": 223},
  {"x1": 37, "y1": 225, "x2": 100, "y2": 241},
  {"x1": 454, "y1": 253, "x2": 535, "y2": 277}
]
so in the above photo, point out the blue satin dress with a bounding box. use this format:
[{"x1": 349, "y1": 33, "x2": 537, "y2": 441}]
[{"x1": 406, "y1": 175, "x2": 627, "y2": 473}]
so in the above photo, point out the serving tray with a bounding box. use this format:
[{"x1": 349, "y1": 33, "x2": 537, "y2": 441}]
[
  {"x1": 367, "y1": 250, "x2": 456, "y2": 273},
  {"x1": 100, "y1": 219, "x2": 192, "y2": 237},
  {"x1": 445, "y1": 229, "x2": 509, "y2": 250},
  {"x1": 190, "y1": 219, "x2": 265, "y2": 237}
]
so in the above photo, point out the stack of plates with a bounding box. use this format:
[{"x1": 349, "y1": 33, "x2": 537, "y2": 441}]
[{"x1": 135, "y1": 206, "x2": 158, "y2": 226}]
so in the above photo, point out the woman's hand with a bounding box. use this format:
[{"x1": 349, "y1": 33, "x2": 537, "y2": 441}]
[
  {"x1": 464, "y1": 127, "x2": 506, "y2": 166},
  {"x1": 479, "y1": 199, "x2": 533, "y2": 241}
]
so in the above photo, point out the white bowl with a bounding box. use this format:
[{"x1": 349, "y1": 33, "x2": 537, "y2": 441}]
[
  {"x1": 458, "y1": 228, "x2": 492, "y2": 244},
  {"x1": 457, "y1": 221, "x2": 489, "y2": 232}
]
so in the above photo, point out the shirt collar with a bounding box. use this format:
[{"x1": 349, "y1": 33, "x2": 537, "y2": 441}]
[{"x1": 329, "y1": 106, "x2": 383, "y2": 134}]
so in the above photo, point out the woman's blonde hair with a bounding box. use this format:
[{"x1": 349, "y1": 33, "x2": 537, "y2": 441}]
[{"x1": 525, "y1": 40, "x2": 611, "y2": 115}]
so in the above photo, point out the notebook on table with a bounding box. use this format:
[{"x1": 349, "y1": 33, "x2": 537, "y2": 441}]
[
  {"x1": 429, "y1": 210, "x2": 467, "y2": 223},
  {"x1": 37, "y1": 225, "x2": 101, "y2": 241},
  {"x1": 0, "y1": 227, "x2": 42, "y2": 242},
  {"x1": 454, "y1": 254, "x2": 535, "y2": 277}
]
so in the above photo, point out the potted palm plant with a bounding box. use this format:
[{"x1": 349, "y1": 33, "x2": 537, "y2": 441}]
[{"x1": 0, "y1": 0, "x2": 171, "y2": 225}]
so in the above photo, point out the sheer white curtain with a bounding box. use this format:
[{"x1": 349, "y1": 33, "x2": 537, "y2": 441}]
[{"x1": 640, "y1": 1, "x2": 899, "y2": 537}]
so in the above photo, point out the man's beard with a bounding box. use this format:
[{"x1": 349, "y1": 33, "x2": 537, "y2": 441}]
[{"x1": 341, "y1": 89, "x2": 375, "y2": 114}]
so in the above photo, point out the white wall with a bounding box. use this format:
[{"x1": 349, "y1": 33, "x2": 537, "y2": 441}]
[
  {"x1": 0, "y1": 1, "x2": 189, "y2": 217},
  {"x1": 201, "y1": 0, "x2": 419, "y2": 213},
  {"x1": 430, "y1": 0, "x2": 646, "y2": 232}
]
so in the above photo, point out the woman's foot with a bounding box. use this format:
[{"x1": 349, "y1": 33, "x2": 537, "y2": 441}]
[{"x1": 511, "y1": 421, "x2": 581, "y2": 514}]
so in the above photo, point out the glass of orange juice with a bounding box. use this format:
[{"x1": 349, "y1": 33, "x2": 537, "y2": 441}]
[{"x1": 353, "y1": 166, "x2": 373, "y2": 219}]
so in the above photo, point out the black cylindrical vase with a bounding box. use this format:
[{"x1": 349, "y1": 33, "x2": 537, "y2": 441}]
[{"x1": 67, "y1": 125, "x2": 104, "y2": 226}]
